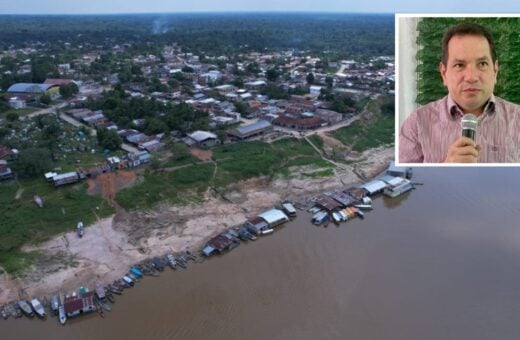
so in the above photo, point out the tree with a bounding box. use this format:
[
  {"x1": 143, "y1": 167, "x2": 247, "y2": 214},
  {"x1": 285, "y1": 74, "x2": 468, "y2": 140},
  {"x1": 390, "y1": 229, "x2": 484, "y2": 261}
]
[
  {"x1": 325, "y1": 76, "x2": 334, "y2": 88},
  {"x1": 40, "y1": 94, "x2": 51, "y2": 105},
  {"x1": 182, "y1": 66, "x2": 194, "y2": 73},
  {"x1": 59, "y1": 82, "x2": 79, "y2": 99},
  {"x1": 96, "y1": 128, "x2": 122, "y2": 151},
  {"x1": 266, "y1": 68, "x2": 279, "y2": 82},
  {"x1": 234, "y1": 101, "x2": 249, "y2": 114},
  {"x1": 14, "y1": 147, "x2": 53, "y2": 178},
  {"x1": 171, "y1": 143, "x2": 190, "y2": 161},
  {"x1": 216, "y1": 129, "x2": 228, "y2": 144},
  {"x1": 306, "y1": 72, "x2": 315, "y2": 85},
  {"x1": 6, "y1": 112, "x2": 18, "y2": 122}
]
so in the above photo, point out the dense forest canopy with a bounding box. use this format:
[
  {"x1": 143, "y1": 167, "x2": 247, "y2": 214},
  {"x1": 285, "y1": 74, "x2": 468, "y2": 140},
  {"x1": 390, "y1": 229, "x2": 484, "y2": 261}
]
[{"x1": 0, "y1": 13, "x2": 394, "y2": 58}]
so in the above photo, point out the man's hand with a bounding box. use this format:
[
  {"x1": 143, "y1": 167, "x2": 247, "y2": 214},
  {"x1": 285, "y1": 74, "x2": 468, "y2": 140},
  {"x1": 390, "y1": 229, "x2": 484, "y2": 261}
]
[{"x1": 444, "y1": 137, "x2": 481, "y2": 163}]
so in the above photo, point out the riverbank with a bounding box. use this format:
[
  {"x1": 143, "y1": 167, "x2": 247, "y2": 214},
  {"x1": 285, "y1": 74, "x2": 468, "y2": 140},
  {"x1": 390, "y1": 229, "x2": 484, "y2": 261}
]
[{"x1": 0, "y1": 147, "x2": 393, "y2": 305}]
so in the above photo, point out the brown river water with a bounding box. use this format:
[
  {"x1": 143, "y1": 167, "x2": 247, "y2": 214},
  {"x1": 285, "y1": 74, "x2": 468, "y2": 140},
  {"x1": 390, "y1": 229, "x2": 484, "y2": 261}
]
[{"x1": 2, "y1": 167, "x2": 520, "y2": 340}]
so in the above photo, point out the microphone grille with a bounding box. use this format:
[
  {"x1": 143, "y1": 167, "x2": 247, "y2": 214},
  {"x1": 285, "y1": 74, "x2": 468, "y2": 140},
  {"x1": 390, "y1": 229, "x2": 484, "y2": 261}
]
[{"x1": 461, "y1": 113, "x2": 478, "y2": 131}]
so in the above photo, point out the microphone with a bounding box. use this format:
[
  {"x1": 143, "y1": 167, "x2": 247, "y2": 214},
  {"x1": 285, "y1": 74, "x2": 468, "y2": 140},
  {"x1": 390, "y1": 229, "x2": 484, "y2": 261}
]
[{"x1": 461, "y1": 113, "x2": 478, "y2": 141}]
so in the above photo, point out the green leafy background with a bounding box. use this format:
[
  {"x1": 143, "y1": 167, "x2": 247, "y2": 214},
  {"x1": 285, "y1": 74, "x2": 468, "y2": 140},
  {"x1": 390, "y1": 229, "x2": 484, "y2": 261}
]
[{"x1": 416, "y1": 17, "x2": 520, "y2": 105}]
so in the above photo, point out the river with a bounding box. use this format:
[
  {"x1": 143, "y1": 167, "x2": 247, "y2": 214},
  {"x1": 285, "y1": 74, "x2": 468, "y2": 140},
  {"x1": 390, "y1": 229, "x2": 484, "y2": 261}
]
[{"x1": 2, "y1": 167, "x2": 520, "y2": 339}]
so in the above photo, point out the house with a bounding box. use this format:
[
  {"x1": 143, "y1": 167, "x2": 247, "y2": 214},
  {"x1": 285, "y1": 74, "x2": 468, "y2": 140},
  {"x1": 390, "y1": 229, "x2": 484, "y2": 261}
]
[
  {"x1": 309, "y1": 85, "x2": 322, "y2": 97},
  {"x1": 0, "y1": 160, "x2": 14, "y2": 181},
  {"x1": 227, "y1": 120, "x2": 273, "y2": 141},
  {"x1": 52, "y1": 172, "x2": 80, "y2": 187},
  {"x1": 386, "y1": 161, "x2": 413, "y2": 179},
  {"x1": 244, "y1": 216, "x2": 270, "y2": 235},
  {"x1": 138, "y1": 140, "x2": 164, "y2": 152},
  {"x1": 244, "y1": 80, "x2": 266, "y2": 91},
  {"x1": 8, "y1": 96, "x2": 26, "y2": 109},
  {"x1": 7, "y1": 83, "x2": 60, "y2": 100},
  {"x1": 273, "y1": 113, "x2": 325, "y2": 131},
  {"x1": 314, "y1": 195, "x2": 343, "y2": 213},
  {"x1": 0, "y1": 145, "x2": 13, "y2": 160},
  {"x1": 185, "y1": 131, "x2": 220, "y2": 149},
  {"x1": 257, "y1": 209, "x2": 289, "y2": 228},
  {"x1": 383, "y1": 177, "x2": 414, "y2": 198},
  {"x1": 127, "y1": 151, "x2": 151, "y2": 167},
  {"x1": 63, "y1": 291, "x2": 97, "y2": 318},
  {"x1": 361, "y1": 179, "x2": 387, "y2": 196},
  {"x1": 315, "y1": 109, "x2": 343, "y2": 124},
  {"x1": 202, "y1": 233, "x2": 239, "y2": 256}
]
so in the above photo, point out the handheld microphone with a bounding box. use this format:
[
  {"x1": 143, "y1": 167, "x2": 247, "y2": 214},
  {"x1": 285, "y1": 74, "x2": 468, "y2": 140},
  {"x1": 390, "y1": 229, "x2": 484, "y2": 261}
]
[{"x1": 461, "y1": 113, "x2": 478, "y2": 141}]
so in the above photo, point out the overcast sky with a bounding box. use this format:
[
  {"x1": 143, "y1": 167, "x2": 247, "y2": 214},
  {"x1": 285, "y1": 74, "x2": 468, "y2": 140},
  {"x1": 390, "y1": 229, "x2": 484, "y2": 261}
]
[{"x1": 1, "y1": 0, "x2": 520, "y2": 15}]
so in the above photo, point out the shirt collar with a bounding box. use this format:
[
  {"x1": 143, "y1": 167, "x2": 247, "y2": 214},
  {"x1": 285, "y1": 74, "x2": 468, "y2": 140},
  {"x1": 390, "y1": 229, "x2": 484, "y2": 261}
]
[{"x1": 446, "y1": 94, "x2": 496, "y2": 120}]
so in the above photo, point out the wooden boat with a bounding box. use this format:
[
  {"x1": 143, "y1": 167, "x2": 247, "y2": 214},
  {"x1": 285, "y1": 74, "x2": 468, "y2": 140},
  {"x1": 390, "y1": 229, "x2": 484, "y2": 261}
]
[
  {"x1": 261, "y1": 228, "x2": 274, "y2": 235},
  {"x1": 50, "y1": 295, "x2": 59, "y2": 315},
  {"x1": 99, "y1": 301, "x2": 112, "y2": 312},
  {"x1": 130, "y1": 266, "x2": 143, "y2": 278},
  {"x1": 122, "y1": 276, "x2": 134, "y2": 287},
  {"x1": 77, "y1": 221, "x2": 84, "y2": 238},
  {"x1": 95, "y1": 283, "x2": 106, "y2": 300},
  {"x1": 30, "y1": 298, "x2": 46, "y2": 318},
  {"x1": 105, "y1": 292, "x2": 115, "y2": 303},
  {"x1": 166, "y1": 254, "x2": 177, "y2": 269},
  {"x1": 58, "y1": 305, "x2": 67, "y2": 325},
  {"x1": 152, "y1": 256, "x2": 165, "y2": 271},
  {"x1": 18, "y1": 300, "x2": 33, "y2": 317}
]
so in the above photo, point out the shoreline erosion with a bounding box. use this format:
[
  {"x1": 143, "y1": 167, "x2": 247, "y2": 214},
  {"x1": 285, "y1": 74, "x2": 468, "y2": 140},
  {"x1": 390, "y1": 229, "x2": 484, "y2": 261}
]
[{"x1": 0, "y1": 147, "x2": 393, "y2": 306}]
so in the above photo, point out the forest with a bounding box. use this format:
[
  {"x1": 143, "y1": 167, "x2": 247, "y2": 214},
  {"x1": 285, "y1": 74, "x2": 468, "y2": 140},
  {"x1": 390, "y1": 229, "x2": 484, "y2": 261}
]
[{"x1": 0, "y1": 13, "x2": 394, "y2": 58}]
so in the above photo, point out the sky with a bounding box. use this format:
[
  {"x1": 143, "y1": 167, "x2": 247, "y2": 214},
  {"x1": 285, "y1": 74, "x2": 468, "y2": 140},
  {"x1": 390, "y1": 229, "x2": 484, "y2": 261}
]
[{"x1": 1, "y1": 0, "x2": 520, "y2": 15}]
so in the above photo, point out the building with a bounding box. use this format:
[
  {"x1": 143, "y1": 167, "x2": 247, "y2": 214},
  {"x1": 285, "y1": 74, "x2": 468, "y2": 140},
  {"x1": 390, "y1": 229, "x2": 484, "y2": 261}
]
[
  {"x1": 202, "y1": 233, "x2": 239, "y2": 256},
  {"x1": 0, "y1": 160, "x2": 14, "y2": 181},
  {"x1": 244, "y1": 216, "x2": 270, "y2": 235},
  {"x1": 52, "y1": 172, "x2": 80, "y2": 187},
  {"x1": 127, "y1": 151, "x2": 151, "y2": 167},
  {"x1": 361, "y1": 179, "x2": 387, "y2": 196},
  {"x1": 315, "y1": 109, "x2": 343, "y2": 124},
  {"x1": 383, "y1": 177, "x2": 414, "y2": 198},
  {"x1": 185, "y1": 131, "x2": 220, "y2": 149},
  {"x1": 8, "y1": 97, "x2": 26, "y2": 109},
  {"x1": 309, "y1": 85, "x2": 322, "y2": 97},
  {"x1": 7, "y1": 83, "x2": 60, "y2": 100},
  {"x1": 386, "y1": 161, "x2": 413, "y2": 179},
  {"x1": 273, "y1": 113, "x2": 325, "y2": 131},
  {"x1": 257, "y1": 209, "x2": 289, "y2": 228},
  {"x1": 244, "y1": 80, "x2": 267, "y2": 91},
  {"x1": 314, "y1": 194, "x2": 343, "y2": 213},
  {"x1": 63, "y1": 292, "x2": 97, "y2": 318},
  {"x1": 227, "y1": 120, "x2": 273, "y2": 141}
]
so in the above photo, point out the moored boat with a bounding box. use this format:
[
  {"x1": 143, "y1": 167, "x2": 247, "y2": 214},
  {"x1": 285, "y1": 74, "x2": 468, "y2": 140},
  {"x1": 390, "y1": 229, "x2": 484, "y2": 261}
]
[
  {"x1": 30, "y1": 298, "x2": 46, "y2": 318},
  {"x1": 58, "y1": 305, "x2": 67, "y2": 325},
  {"x1": 130, "y1": 266, "x2": 143, "y2": 278},
  {"x1": 95, "y1": 283, "x2": 106, "y2": 300},
  {"x1": 77, "y1": 221, "x2": 84, "y2": 238},
  {"x1": 50, "y1": 295, "x2": 59, "y2": 315},
  {"x1": 122, "y1": 276, "x2": 134, "y2": 287},
  {"x1": 18, "y1": 300, "x2": 33, "y2": 317}
]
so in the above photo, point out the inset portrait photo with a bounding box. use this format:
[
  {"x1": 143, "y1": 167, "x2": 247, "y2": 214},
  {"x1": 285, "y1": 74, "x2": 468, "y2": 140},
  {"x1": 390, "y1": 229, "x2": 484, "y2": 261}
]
[{"x1": 396, "y1": 14, "x2": 520, "y2": 165}]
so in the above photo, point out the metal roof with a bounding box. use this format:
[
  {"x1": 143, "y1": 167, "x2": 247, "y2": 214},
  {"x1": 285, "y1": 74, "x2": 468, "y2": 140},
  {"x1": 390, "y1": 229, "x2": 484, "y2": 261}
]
[
  {"x1": 258, "y1": 209, "x2": 288, "y2": 225},
  {"x1": 7, "y1": 83, "x2": 55, "y2": 93},
  {"x1": 189, "y1": 130, "x2": 217, "y2": 142},
  {"x1": 236, "y1": 120, "x2": 271, "y2": 135},
  {"x1": 361, "y1": 180, "x2": 387, "y2": 194}
]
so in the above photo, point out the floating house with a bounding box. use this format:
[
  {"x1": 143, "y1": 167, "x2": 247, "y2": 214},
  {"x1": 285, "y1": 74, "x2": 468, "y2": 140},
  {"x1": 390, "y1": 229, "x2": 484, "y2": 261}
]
[
  {"x1": 257, "y1": 209, "x2": 289, "y2": 228},
  {"x1": 63, "y1": 291, "x2": 96, "y2": 318}
]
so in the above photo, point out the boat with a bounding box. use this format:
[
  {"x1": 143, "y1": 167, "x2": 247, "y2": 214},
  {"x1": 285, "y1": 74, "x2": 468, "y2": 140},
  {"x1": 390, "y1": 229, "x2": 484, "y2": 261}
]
[
  {"x1": 166, "y1": 254, "x2": 177, "y2": 269},
  {"x1": 130, "y1": 266, "x2": 143, "y2": 278},
  {"x1": 18, "y1": 300, "x2": 33, "y2": 317},
  {"x1": 122, "y1": 276, "x2": 134, "y2": 287},
  {"x1": 77, "y1": 221, "x2": 84, "y2": 238},
  {"x1": 58, "y1": 305, "x2": 67, "y2": 325},
  {"x1": 152, "y1": 256, "x2": 165, "y2": 271},
  {"x1": 1, "y1": 306, "x2": 8, "y2": 319},
  {"x1": 282, "y1": 201, "x2": 297, "y2": 217},
  {"x1": 312, "y1": 211, "x2": 329, "y2": 225},
  {"x1": 331, "y1": 212, "x2": 342, "y2": 224},
  {"x1": 308, "y1": 206, "x2": 322, "y2": 214},
  {"x1": 356, "y1": 209, "x2": 365, "y2": 219},
  {"x1": 50, "y1": 295, "x2": 59, "y2": 314},
  {"x1": 354, "y1": 204, "x2": 372, "y2": 210},
  {"x1": 30, "y1": 298, "x2": 46, "y2": 318},
  {"x1": 338, "y1": 210, "x2": 348, "y2": 221},
  {"x1": 105, "y1": 292, "x2": 115, "y2": 303},
  {"x1": 99, "y1": 301, "x2": 111, "y2": 312},
  {"x1": 261, "y1": 228, "x2": 274, "y2": 235},
  {"x1": 362, "y1": 196, "x2": 372, "y2": 205},
  {"x1": 95, "y1": 283, "x2": 106, "y2": 300}
]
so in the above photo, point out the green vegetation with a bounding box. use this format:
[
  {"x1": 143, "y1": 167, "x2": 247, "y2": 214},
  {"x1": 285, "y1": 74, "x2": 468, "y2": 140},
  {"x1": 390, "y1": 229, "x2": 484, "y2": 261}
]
[
  {"x1": 0, "y1": 107, "x2": 38, "y2": 118},
  {"x1": 331, "y1": 114, "x2": 394, "y2": 152},
  {"x1": 0, "y1": 179, "x2": 114, "y2": 274}
]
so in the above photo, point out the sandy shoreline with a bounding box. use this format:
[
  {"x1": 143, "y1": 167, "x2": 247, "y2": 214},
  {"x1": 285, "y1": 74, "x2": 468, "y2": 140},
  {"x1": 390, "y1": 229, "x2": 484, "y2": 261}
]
[{"x1": 0, "y1": 147, "x2": 393, "y2": 305}]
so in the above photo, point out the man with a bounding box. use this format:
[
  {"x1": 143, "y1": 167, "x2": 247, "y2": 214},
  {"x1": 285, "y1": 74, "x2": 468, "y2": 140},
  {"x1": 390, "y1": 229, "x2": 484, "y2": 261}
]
[{"x1": 399, "y1": 23, "x2": 520, "y2": 163}]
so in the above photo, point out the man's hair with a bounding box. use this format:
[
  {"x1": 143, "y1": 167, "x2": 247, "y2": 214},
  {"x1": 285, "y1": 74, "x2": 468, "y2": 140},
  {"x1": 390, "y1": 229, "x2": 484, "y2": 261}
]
[{"x1": 441, "y1": 23, "x2": 497, "y2": 66}]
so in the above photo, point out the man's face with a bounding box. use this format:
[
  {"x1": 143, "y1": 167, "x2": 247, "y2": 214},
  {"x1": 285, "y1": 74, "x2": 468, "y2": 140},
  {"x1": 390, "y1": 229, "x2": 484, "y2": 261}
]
[{"x1": 440, "y1": 34, "x2": 498, "y2": 115}]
